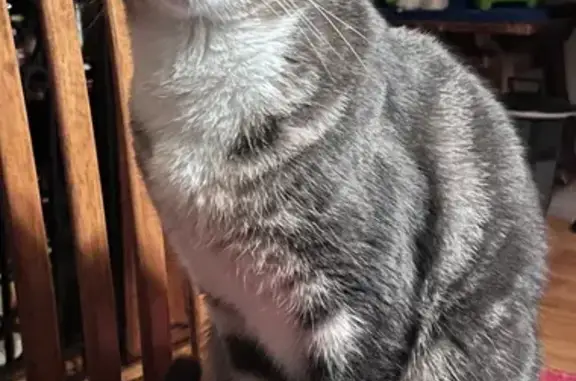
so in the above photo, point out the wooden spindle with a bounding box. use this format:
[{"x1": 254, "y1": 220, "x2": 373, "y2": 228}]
[
  {"x1": 0, "y1": 2, "x2": 64, "y2": 380},
  {"x1": 103, "y1": 1, "x2": 172, "y2": 380},
  {"x1": 36, "y1": 0, "x2": 121, "y2": 380}
]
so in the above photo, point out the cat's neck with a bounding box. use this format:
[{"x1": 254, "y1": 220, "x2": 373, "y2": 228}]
[
  {"x1": 127, "y1": 4, "x2": 317, "y2": 193},
  {"x1": 129, "y1": 10, "x2": 305, "y2": 125},
  {"x1": 128, "y1": 0, "x2": 383, "y2": 118}
]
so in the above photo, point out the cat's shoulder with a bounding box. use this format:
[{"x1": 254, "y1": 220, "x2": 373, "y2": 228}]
[
  {"x1": 369, "y1": 24, "x2": 485, "y2": 97},
  {"x1": 385, "y1": 25, "x2": 453, "y2": 57},
  {"x1": 376, "y1": 25, "x2": 467, "y2": 75}
]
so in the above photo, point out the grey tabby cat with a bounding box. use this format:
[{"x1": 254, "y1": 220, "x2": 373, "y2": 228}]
[{"x1": 124, "y1": 0, "x2": 548, "y2": 380}]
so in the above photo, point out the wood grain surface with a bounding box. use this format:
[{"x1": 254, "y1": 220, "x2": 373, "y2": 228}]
[
  {"x1": 540, "y1": 217, "x2": 576, "y2": 373},
  {"x1": 400, "y1": 20, "x2": 547, "y2": 36},
  {"x1": 36, "y1": 0, "x2": 121, "y2": 380},
  {"x1": 103, "y1": 1, "x2": 173, "y2": 380},
  {"x1": 0, "y1": 2, "x2": 65, "y2": 381}
]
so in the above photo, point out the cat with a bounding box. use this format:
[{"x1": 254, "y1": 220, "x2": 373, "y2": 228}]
[{"x1": 123, "y1": 1, "x2": 548, "y2": 380}]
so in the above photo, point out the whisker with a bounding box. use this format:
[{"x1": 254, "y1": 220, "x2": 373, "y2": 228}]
[
  {"x1": 305, "y1": 0, "x2": 369, "y2": 73},
  {"x1": 307, "y1": 0, "x2": 370, "y2": 42},
  {"x1": 272, "y1": 0, "x2": 336, "y2": 82},
  {"x1": 284, "y1": 0, "x2": 345, "y2": 62},
  {"x1": 83, "y1": 6, "x2": 104, "y2": 33}
]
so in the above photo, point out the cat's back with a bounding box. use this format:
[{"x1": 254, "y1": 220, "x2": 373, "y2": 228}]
[
  {"x1": 370, "y1": 25, "x2": 540, "y2": 211},
  {"x1": 359, "y1": 24, "x2": 547, "y2": 288}
]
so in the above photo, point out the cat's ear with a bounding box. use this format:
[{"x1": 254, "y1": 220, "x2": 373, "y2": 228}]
[{"x1": 164, "y1": 356, "x2": 202, "y2": 381}]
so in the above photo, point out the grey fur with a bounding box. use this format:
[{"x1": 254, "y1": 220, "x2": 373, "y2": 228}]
[{"x1": 124, "y1": 1, "x2": 548, "y2": 380}]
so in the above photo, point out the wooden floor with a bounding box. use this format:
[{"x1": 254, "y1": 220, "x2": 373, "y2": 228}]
[{"x1": 540, "y1": 217, "x2": 576, "y2": 373}]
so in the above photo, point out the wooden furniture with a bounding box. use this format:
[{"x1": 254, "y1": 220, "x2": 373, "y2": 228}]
[
  {"x1": 0, "y1": 0, "x2": 207, "y2": 380},
  {"x1": 400, "y1": 19, "x2": 546, "y2": 34},
  {"x1": 398, "y1": 19, "x2": 572, "y2": 35}
]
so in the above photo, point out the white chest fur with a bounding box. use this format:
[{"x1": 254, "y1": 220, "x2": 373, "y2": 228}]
[
  {"x1": 128, "y1": 13, "x2": 308, "y2": 377},
  {"x1": 168, "y1": 227, "x2": 306, "y2": 377},
  {"x1": 128, "y1": 13, "x2": 316, "y2": 204}
]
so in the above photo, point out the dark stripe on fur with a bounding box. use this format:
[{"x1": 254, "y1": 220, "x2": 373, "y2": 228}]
[
  {"x1": 228, "y1": 116, "x2": 280, "y2": 160},
  {"x1": 224, "y1": 335, "x2": 289, "y2": 381},
  {"x1": 308, "y1": 356, "x2": 331, "y2": 380}
]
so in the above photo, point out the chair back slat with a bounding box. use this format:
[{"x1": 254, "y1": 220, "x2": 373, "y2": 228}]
[
  {"x1": 36, "y1": 0, "x2": 121, "y2": 380},
  {"x1": 102, "y1": 0, "x2": 143, "y2": 361},
  {"x1": 103, "y1": 1, "x2": 173, "y2": 380},
  {"x1": 1, "y1": 0, "x2": 203, "y2": 379},
  {"x1": 189, "y1": 291, "x2": 210, "y2": 368},
  {"x1": 0, "y1": 2, "x2": 64, "y2": 380}
]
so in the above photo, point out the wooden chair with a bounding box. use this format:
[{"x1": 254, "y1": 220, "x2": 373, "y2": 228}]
[{"x1": 0, "y1": 1, "x2": 206, "y2": 380}]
